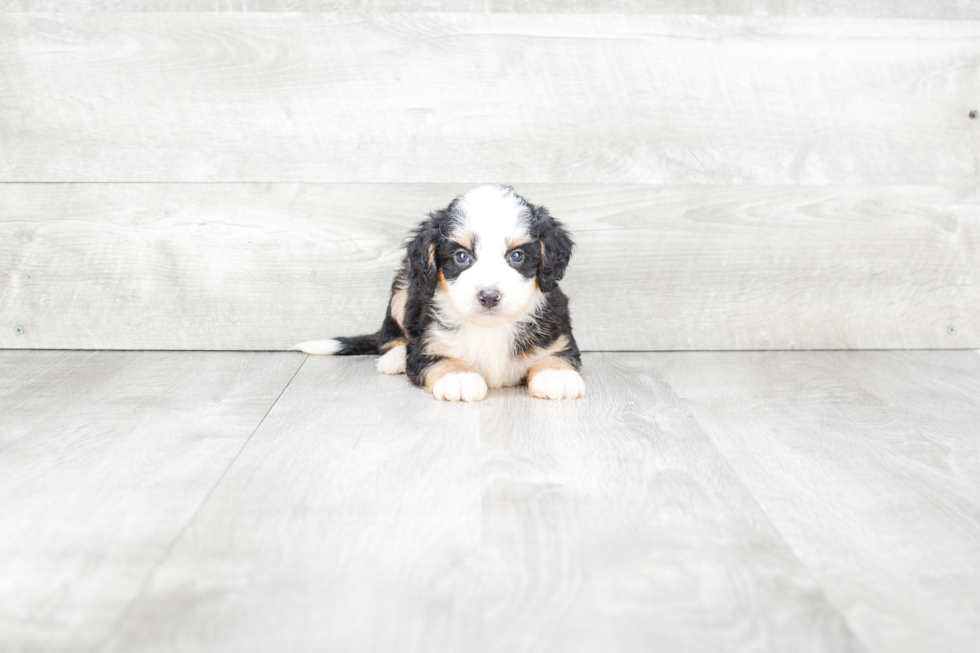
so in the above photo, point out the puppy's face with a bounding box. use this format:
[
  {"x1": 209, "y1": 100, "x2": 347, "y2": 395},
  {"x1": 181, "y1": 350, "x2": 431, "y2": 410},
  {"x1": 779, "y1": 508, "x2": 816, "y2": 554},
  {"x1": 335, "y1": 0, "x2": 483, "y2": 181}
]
[
  {"x1": 434, "y1": 187, "x2": 543, "y2": 327},
  {"x1": 409, "y1": 186, "x2": 573, "y2": 328}
]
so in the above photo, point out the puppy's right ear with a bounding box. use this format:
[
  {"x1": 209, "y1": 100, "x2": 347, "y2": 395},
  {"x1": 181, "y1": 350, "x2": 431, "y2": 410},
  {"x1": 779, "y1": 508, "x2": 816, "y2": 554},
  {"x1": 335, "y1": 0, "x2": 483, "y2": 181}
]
[{"x1": 406, "y1": 213, "x2": 443, "y2": 298}]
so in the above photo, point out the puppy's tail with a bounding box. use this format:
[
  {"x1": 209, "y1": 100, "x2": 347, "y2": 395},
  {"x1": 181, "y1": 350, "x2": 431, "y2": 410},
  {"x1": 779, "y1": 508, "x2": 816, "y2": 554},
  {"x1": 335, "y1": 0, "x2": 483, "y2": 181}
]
[{"x1": 291, "y1": 332, "x2": 383, "y2": 356}]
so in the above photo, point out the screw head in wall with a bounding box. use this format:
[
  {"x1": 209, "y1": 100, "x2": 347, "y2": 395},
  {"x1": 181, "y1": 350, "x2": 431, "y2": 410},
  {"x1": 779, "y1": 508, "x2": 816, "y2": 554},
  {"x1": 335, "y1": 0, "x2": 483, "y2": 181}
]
[
  {"x1": 14, "y1": 325, "x2": 24, "y2": 335},
  {"x1": 948, "y1": 325, "x2": 957, "y2": 335},
  {"x1": 971, "y1": 110, "x2": 978, "y2": 119}
]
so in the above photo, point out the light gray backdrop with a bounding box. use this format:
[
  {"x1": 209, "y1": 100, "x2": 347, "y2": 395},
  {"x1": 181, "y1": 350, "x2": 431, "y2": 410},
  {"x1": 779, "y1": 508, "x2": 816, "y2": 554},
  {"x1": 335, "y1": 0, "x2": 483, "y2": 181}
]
[{"x1": 2, "y1": 2, "x2": 977, "y2": 350}]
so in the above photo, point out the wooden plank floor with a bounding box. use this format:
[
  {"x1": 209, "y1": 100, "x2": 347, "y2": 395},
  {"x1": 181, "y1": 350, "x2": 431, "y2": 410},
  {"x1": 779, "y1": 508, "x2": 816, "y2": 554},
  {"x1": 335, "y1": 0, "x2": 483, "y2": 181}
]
[
  {"x1": 2, "y1": 350, "x2": 978, "y2": 652},
  {"x1": 0, "y1": 351, "x2": 305, "y2": 653}
]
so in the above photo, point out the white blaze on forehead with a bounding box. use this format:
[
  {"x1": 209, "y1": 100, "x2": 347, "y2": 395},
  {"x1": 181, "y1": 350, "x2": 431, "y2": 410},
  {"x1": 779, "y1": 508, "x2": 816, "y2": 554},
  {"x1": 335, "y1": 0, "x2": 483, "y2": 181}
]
[
  {"x1": 437, "y1": 185, "x2": 541, "y2": 329},
  {"x1": 454, "y1": 186, "x2": 530, "y2": 257}
]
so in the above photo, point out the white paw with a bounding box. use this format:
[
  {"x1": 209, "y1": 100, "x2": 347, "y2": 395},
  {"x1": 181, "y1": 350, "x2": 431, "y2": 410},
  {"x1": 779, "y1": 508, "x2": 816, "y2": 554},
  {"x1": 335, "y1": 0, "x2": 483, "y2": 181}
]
[
  {"x1": 432, "y1": 372, "x2": 488, "y2": 402},
  {"x1": 376, "y1": 345, "x2": 407, "y2": 375},
  {"x1": 528, "y1": 369, "x2": 586, "y2": 400}
]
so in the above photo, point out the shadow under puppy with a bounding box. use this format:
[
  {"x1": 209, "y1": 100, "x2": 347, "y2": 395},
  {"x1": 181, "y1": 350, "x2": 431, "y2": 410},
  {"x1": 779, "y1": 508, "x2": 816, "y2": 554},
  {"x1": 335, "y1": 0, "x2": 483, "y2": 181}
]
[{"x1": 294, "y1": 185, "x2": 584, "y2": 402}]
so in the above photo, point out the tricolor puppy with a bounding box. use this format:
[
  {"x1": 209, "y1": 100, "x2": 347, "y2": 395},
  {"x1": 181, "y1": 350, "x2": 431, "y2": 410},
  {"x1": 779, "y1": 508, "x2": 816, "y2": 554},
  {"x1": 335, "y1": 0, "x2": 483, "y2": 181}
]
[{"x1": 293, "y1": 186, "x2": 584, "y2": 402}]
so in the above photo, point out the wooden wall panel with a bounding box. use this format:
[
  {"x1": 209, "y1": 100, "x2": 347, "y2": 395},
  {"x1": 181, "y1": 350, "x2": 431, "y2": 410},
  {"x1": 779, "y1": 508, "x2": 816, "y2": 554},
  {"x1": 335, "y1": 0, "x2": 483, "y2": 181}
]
[
  {"x1": 1, "y1": 13, "x2": 977, "y2": 184},
  {"x1": 2, "y1": 183, "x2": 976, "y2": 351},
  {"x1": 7, "y1": 1, "x2": 980, "y2": 18},
  {"x1": 2, "y1": 8, "x2": 977, "y2": 351}
]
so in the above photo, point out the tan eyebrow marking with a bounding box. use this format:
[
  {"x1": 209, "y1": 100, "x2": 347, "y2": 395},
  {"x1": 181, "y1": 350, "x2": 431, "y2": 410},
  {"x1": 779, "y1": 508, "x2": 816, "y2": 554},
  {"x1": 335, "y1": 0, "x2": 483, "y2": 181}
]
[
  {"x1": 449, "y1": 229, "x2": 475, "y2": 251},
  {"x1": 507, "y1": 234, "x2": 534, "y2": 251}
]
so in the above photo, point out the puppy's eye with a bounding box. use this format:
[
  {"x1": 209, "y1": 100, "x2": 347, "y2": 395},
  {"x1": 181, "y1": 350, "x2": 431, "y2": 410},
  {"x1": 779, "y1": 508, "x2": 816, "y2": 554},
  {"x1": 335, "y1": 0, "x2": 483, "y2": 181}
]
[
  {"x1": 509, "y1": 250, "x2": 524, "y2": 263},
  {"x1": 454, "y1": 250, "x2": 471, "y2": 264}
]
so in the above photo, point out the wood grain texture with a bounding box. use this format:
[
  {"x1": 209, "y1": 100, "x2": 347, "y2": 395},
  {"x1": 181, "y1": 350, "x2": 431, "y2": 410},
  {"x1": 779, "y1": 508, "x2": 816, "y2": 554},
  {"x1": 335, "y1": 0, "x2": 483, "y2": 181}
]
[
  {"x1": 2, "y1": 183, "x2": 977, "y2": 351},
  {"x1": 829, "y1": 351, "x2": 980, "y2": 481},
  {"x1": 657, "y1": 350, "x2": 980, "y2": 653},
  {"x1": 1, "y1": 13, "x2": 977, "y2": 184},
  {"x1": 476, "y1": 354, "x2": 863, "y2": 653},
  {"x1": 97, "y1": 352, "x2": 865, "y2": 653},
  {"x1": 5, "y1": 351, "x2": 979, "y2": 651},
  {"x1": 7, "y1": 0, "x2": 980, "y2": 17},
  {"x1": 99, "y1": 353, "x2": 486, "y2": 653},
  {"x1": 0, "y1": 350, "x2": 304, "y2": 653}
]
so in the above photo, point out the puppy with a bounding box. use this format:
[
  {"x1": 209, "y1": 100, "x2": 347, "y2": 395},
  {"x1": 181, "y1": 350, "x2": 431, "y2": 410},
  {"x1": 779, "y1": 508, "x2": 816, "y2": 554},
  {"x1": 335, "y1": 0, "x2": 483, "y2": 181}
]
[{"x1": 293, "y1": 185, "x2": 584, "y2": 402}]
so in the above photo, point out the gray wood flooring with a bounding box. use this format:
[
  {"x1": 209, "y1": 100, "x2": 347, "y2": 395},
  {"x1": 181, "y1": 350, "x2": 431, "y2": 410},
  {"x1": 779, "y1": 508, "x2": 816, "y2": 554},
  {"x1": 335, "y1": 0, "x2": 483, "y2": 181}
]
[{"x1": 2, "y1": 349, "x2": 978, "y2": 653}]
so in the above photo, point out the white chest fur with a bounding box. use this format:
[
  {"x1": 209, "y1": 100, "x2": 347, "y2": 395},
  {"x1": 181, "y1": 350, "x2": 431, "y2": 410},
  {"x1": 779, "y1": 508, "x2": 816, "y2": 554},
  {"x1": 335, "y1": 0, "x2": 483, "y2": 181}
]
[{"x1": 428, "y1": 321, "x2": 530, "y2": 388}]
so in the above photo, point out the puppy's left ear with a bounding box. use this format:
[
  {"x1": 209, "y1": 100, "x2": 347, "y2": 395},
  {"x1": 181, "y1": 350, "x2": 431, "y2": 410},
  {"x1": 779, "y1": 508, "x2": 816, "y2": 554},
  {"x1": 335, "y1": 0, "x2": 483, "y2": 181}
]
[
  {"x1": 406, "y1": 212, "x2": 443, "y2": 299},
  {"x1": 531, "y1": 204, "x2": 574, "y2": 292}
]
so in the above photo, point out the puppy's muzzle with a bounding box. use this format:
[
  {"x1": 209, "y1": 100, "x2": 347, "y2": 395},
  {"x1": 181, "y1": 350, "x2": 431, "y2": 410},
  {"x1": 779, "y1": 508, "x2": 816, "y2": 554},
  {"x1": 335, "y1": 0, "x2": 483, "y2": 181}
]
[{"x1": 478, "y1": 288, "x2": 502, "y2": 308}]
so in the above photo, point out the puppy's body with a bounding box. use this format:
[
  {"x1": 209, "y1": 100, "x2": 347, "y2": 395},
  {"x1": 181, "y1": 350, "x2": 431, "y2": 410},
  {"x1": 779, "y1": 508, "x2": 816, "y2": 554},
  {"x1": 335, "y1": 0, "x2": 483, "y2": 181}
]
[{"x1": 294, "y1": 186, "x2": 584, "y2": 401}]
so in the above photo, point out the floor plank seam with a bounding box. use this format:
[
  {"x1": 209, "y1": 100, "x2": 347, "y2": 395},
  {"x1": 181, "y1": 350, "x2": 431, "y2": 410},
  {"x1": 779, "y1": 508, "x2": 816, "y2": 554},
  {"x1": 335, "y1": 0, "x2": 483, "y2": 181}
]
[
  {"x1": 673, "y1": 393, "x2": 874, "y2": 652},
  {"x1": 88, "y1": 354, "x2": 310, "y2": 653}
]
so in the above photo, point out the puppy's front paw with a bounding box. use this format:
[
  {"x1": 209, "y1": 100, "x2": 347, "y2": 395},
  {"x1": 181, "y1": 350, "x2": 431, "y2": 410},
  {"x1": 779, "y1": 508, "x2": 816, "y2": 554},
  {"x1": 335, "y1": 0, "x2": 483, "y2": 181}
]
[
  {"x1": 376, "y1": 345, "x2": 407, "y2": 375},
  {"x1": 432, "y1": 372, "x2": 488, "y2": 402},
  {"x1": 528, "y1": 369, "x2": 586, "y2": 400}
]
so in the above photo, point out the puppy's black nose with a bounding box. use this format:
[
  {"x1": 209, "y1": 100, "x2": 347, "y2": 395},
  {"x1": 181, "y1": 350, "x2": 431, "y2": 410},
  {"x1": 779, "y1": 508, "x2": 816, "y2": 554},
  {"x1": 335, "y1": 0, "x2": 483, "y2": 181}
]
[{"x1": 478, "y1": 288, "x2": 502, "y2": 308}]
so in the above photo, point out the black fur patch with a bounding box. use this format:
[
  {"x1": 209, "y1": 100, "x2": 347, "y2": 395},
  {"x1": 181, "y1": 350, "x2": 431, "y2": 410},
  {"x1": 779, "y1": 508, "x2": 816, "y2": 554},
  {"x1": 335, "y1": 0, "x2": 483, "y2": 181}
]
[{"x1": 513, "y1": 286, "x2": 581, "y2": 370}]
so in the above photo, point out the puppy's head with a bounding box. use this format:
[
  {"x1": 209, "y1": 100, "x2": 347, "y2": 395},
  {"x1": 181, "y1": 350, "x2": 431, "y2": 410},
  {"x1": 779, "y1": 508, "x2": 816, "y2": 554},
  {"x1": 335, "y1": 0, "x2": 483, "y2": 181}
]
[{"x1": 407, "y1": 186, "x2": 573, "y2": 327}]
